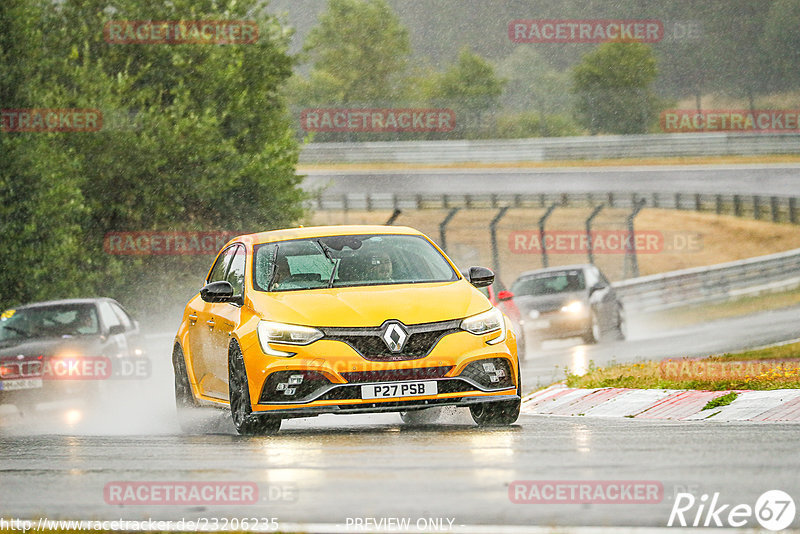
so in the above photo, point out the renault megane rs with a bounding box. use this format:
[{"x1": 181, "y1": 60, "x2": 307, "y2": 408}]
[{"x1": 173, "y1": 225, "x2": 521, "y2": 434}]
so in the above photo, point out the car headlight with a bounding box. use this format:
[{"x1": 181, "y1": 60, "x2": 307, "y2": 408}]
[
  {"x1": 461, "y1": 307, "x2": 506, "y2": 345},
  {"x1": 528, "y1": 309, "x2": 540, "y2": 319},
  {"x1": 257, "y1": 320, "x2": 323, "y2": 357},
  {"x1": 560, "y1": 300, "x2": 586, "y2": 314}
]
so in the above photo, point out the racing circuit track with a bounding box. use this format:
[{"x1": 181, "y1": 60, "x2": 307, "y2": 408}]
[{"x1": 2, "y1": 165, "x2": 800, "y2": 531}]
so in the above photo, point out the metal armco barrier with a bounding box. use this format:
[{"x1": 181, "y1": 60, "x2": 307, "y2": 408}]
[
  {"x1": 612, "y1": 247, "x2": 800, "y2": 312},
  {"x1": 300, "y1": 133, "x2": 800, "y2": 164},
  {"x1": 312, "y1": 192, "x2": 800, "y2": 225},
  {"x1": 312, "y1": 192, "x2": 800, "y2": 311}
]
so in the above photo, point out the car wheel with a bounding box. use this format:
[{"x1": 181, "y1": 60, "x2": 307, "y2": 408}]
[
  {"x1": 582, "y1": 311, "x2": 600, "y2": 344},
  {"x1": 516, "y1": 329, "x2": 527, "y2": 360},
  {"x1": 228, "y1": 341, "x2": 281, "y2": 435},
  {"x1": 469, "y1": 369, "x2": 521, "y2": 426},
  {"x1": 173, "y1": 343, "x2": 203, "y2": 433},
  {"x1": 613, "y1": 306, "x2": 627, "y2": 341},
  {"x1": 400, "y1": 407, "x2": 443, "y2": 425}
]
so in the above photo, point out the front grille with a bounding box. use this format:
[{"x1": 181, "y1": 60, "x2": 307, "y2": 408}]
[
  {"x1": 321, "y1": 320, "x2": 461, "y2": 361},
  {"x1": 259, "y1": 370, "x2": 331, "y2": 403},
  {"x1": 340, "y1": 366, "x2": 452, "y2": 383},
  {"x1": 0, "y1": 357, "x2": 43, "y2": 379},
  {"x1": 459, "y1": 358, "x2": 515, "y2": 390}
]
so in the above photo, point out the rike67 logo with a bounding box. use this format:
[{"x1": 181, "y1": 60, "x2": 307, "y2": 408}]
[{"x1": 668, "y1": 490, "x2": 796, "y2": 531}]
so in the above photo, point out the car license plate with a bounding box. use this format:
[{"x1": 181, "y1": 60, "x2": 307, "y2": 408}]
[
  {"x1": 530, "y1": 319, "x2": 551, "y2": 329},
  {"x1": 0, "y1": 378, "x2": 43, "y2": 391},
  {"x1": 361, "y1": 381, "x2": 437, "y2": 400}
]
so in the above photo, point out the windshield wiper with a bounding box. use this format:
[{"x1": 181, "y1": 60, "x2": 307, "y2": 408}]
[
  {"x1": 317, "y1": 240, "x2": 339, "y2": 288},
  {"x1": 266, "y1": 244, "x2": 280, "y2": 291}
]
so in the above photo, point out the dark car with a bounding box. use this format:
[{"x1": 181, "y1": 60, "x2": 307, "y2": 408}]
[
  {"x1": 477, "y1": 279, "x2": 527, "y2": 359},
  {"x1": 0, "y1": 298, "x2": 146, "y2": 409},
  {"x1": 510, "y1": 264, "x2": 625, "y2": 346}
]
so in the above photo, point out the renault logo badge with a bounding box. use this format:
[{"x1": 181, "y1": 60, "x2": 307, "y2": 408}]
[{"x1": 382, "y1": 322, "x2": 408, "y2": 353}]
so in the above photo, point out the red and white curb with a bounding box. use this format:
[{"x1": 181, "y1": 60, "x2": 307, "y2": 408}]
[{"x1": 521, "y1": 385, "x2": 800, "y2": 422}]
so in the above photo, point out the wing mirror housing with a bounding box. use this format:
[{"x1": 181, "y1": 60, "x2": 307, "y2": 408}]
[
  {"x1": 464, "y1": 266, "x2": 494, "y2": 288},
  {"x1": 201, "y1": 281, "x2": 237, "y2": 303}
]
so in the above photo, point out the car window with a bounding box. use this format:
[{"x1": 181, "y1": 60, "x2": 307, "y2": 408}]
[
  {"x1": 207, "y1": 246, "x2": 237, "y2": 284},
  {"x1": 512, "y1": 270, "x2": 586, "y2": 296},
  {"x1": 110, "y1": 302, "x2": 133, "y2": 330},
  {"x1": 226, "y1": 245, "x2": 247, "y2": 297},
  {"x1": 0, "y1": 304, "x2": 101, "y2": 339},
  {"x1": 97, "y1": 301, "x2": 122, "y2": 332},
  {"x1": 253, "y1": 234, "x2": 458, "y2": 292},
  {"x1": 584, "y1": 268, "x2": 599, "y2": 288}
]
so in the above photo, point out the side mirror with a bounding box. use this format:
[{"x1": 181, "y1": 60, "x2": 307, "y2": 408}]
[
  {"x1": 201, "y1": 281, "x2": 236, "y2": 303},
  {"x1": 497, "y1": 290, "x2": 514, "y2": 302},
  {"x1": 107, "y1": 324, "x2": 126, "y2": 336},
  {"x1": 589, "y1": 283, "x2": 606, "y2": 295},
  {"x1": 466, "y1": 266, "x2": 494, "y2": 288}
]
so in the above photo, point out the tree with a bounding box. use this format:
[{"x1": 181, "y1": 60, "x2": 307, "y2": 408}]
[
  {"x1": 1, "y1": 0, "x2": 306, "y2": 316},
  {"x1": 0, "y1": 0, "x2": 90, "y2": 308},
  {"x1": 422, "y1": 48, "x2": 506, "y2": 138},
  {"x1": 762, "y1": 0, "x2": 800, "y2": 93},
  {"x1": 296, "y1": 0, "x2": 411, "y2": 105},
  {"x1": 571, "y1": 42, "x2": 659, "y2": 135}
]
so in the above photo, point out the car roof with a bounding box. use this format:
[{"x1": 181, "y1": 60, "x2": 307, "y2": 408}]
[
  {"x1": 9, "y1": 298, "x2": 114, "y2": 311},
  {"x1": 515, "y1": 264, "x2": 595, "y2": 280},
  {"x1": 231, "y1": 225, "x2": 424, "y2": 246}
]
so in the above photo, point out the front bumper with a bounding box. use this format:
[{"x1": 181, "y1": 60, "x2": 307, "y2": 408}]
[{"x1": 253, "y1": 393, "x2": 520, "y2": 419}]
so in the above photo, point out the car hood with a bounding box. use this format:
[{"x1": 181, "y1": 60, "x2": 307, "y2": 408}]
[
  {"x1": 247, "y1": 280, "x2": 490, "y2": 327},
  {"x1": 0, "y1": 336, "x2": 103, "y2": 359},
  {"x1": 514, "y1": 291, "x2": 588, "y2": 313}
]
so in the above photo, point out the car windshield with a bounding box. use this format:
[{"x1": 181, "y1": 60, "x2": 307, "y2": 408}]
[
  {"x1": 512, "y1": 270, "x2": 586, "y2": 296},
  {"x1": 0, "y1": 304, "x2": 100, "y2": 341},
  {"x1": 252, "y1": 234, "x2": 458, "y2": 292}
]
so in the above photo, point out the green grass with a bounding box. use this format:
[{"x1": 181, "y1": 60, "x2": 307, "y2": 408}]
[
  {"x1": 702, "y1": 391, "x2": 738, "y2": 410},
  {"x1": 564, "y1": 342, "x2": 800, "y2": 391}
]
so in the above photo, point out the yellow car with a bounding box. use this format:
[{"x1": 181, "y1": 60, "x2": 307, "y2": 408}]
[{"x1": 173, "y1": 225, "x2": 521, "y2": 434}]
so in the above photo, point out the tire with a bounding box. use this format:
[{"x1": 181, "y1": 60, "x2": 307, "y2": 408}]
[
  {"x1": 469, "y1": 369, "x2": 521, "y2": 426},
  {"x1": 516, "y1": 329, "x2": 527, "y2": 360},
  {"x1": 582, "y1": 311, "x2": 600, "y2": 344},
  {"x1": 613, "y1": 306, "x2": 627, "y2": 341},
  {"x1": 228, "y1": 341, "x2": 281, "y2": 435},
  {"x1": 400, "y1": 407, "x2": 443, "y2": 425},
  {"x1": 173, "y1": 343, "x2": 204, "y2": 434}
]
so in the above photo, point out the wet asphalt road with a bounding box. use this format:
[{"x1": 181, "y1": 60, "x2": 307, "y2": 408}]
[
  {"x1": 1, "y1": 303, "x2": 799, "y2": 530},
  {"x1": 302, "y1": 163, "x2": 800, "y2": 197},
  {"x1": 0, "y1": 414, "x2": 799, "y2": 529}
]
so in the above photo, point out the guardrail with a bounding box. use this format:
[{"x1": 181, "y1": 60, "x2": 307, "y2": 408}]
[
  {"x1": 312, "y1": 192, "x2": 800, "y2": 224},
  {"x1": 612, "y1": 247, "x2": 800, "y2": 312},
  {"x1": 312, "y1": 192, "x2": 800, "y2": 310},
  {"x1": 300, "y1": 133, "x2": 800, "y2": 164}
]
